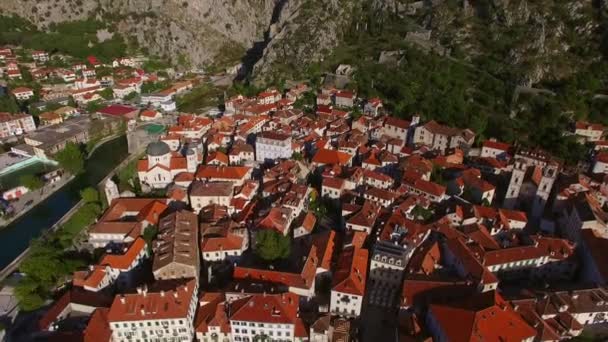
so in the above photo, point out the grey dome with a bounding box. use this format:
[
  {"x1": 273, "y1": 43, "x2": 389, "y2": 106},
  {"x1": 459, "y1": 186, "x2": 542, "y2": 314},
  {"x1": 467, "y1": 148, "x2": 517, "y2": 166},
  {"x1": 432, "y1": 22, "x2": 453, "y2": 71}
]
[
  {"x1": 186, "y1": 148, "x2": 196, "y2": 156},
  {"x1": 147, "y1": 141, "x2": 170, "y2": 156}
]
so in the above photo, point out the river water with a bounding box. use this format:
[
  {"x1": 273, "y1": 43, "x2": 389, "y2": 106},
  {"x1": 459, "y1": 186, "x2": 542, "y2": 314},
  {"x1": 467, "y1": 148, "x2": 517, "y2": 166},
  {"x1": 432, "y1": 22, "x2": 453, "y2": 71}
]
[{"x1": 0, "y1": 136, "x2": 128, "y2": 269}]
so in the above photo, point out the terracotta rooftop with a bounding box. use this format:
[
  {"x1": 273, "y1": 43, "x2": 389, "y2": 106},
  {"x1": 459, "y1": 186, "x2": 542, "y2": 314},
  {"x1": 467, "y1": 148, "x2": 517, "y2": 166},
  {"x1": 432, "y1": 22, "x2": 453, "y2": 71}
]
[
  {"x1": 332, "y1": 247, "x2": 368, "y2": 296},
  {"x1": 107, "y1": 278, "x2": 197, "y2": 322}
]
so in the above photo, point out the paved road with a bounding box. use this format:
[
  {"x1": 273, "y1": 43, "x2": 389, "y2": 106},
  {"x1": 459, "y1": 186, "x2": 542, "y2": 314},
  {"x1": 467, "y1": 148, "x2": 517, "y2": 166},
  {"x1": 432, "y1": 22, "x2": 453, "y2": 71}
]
[{"x1": 0, "y1": 174, "x2": 73, "y2": 227}]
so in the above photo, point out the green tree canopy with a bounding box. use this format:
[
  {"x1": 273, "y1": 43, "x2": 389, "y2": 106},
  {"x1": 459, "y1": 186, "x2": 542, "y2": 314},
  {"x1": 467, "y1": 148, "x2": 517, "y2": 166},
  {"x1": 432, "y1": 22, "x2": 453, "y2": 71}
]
[
  {"x1": 255, "y1": 230, "x2": 291, "y2": 261},
  {"x1": 19, "y1": 174, "x2": 43, "y2": 190},
  {"x1": 55, "y1": 142, "x2": 84, "y2": 175},
  {"x1": 80, "y1": 187, "x2": 100, "y2": 204},
  {"x1": 14, "y1": 277, "x2": 45, "y2": 312}
]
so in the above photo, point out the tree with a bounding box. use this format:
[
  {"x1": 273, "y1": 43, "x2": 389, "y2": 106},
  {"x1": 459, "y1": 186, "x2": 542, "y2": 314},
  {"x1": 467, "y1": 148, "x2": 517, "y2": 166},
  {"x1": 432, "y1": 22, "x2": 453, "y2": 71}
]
[
  {"x1": 292, "y1": 152, "x2": 303, "y2": 161},
  {"x1": 19, "y1": 174, "x2": 43, "y2": 190},
  {"x1": 55, "y1": 142, "x2": 84, "y2": 175},
  {"x1": 0, "y1": 95, "x2": 19, "y2": 113},
  {"x1": 123, "y1": 92, "x2": 138, "y2": 101},
  {"x1": 99, "y1": 88, "x2": 113, "y2": 100},
  {"x1": 14, "y1": 278, "x2": 45, "y2": 311},
  {"x1": 142, "y1": 225, "x2": 159, "y2": 253},
  {"x1": 80, "y1": 187, "x2": 99, "y2": 204},
  {"x1": 254, "y1": 230, "x2": 291, "y2": 261},
  {"x1": 117, "y1": 159, "x2": 138, "y2": 191},
  {"x1": 309, "y1": 191, "x2": 327, "y2": 219},
  {"x1": 86, "y1": 100, "x2": 104, "y2": 113}
]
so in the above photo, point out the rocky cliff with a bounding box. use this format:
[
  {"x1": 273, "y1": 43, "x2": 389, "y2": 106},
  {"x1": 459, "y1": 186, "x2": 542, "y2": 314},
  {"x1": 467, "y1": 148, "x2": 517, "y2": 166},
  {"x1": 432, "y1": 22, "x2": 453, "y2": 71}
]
[
  {"x1": 250, "y1": 0, "x2": 358, "y2": 85},
  {"x1": 0, "y1": 0, "x2": 603, "y2": 86},
  {"x1": 0, "y1": 0, "x2": 277, "y2": 68}
]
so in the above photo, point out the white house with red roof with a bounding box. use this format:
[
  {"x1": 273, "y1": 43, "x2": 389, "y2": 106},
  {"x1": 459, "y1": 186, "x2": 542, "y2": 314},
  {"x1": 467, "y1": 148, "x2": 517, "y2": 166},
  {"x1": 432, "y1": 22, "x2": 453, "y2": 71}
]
[
  {"x1": 404, "y1": 179, "x2": 446, "y2": 203},
  {"x1": 322, "y1": 177, "x2": 345, "y2": 199},
  {"x1": 200, "y1": 219, "x2": 249, "y2": 262},
  {"x1": 330, "y1": 247, "x2": 369, "y2": 317},
  {"x1": 195, "y1": 165, "x2": 252, "y2": 187},
  {"x1": 256, "y1": 131, "x2": 293, "y2": 161},
  {"x1": 107, "y1": 278, "x2": 199, "y2": 342},
  {"x1": 575, "y1": 121, "x2": 604, "y2": 142},
  {"x1": 335, "y1": 90, "x2": 355, "y2": 108},
  {"x1": 426, "y1": 291, "x2": 536, "y2": 342},
  {"x1": 228, "y1": 292, "x2": 309, "y2": 342},
  {"x1": 364, "y1": 97, "x2": 383, "y2": 116},
  {"x1": 481, "y1": 139, "x2": 511, "y2": 159},
  {"x1": 56, "y1": 68, "x2": 76, "y2": 82},
  {"x1": 12, "y1": 87, "x2": 34, "y2": 101},
  {"x1": 363, "y1": 169, "x2": 394, "y2": 189},
  {"x1": 382, "y1": 117, "x2": 410, "y2": 140},
  {"x1": 593, "y1": 152, "x2": 608, "y2": 174},
  {"x1": 137, "y1": 141, "x2": 195, "y2": 189},
  {"x1": 88, "y1": 198, "x2": 168, "y2": 248},
  {"x1": 312, "y1": 148, "x2": 354, "y2": 168},
  {"x1": 168, "y1": 115, "x2": 212, "y2": 140},
  {"x1": 0, "y1": 112, "x2": 36, "y2": 138},
  {"x1": 257, "y1": 88, "x2": 282, "y2": 105},
  {"x1": 414, "y1": 120, "x2": 476, "y2": 152},
  {"x1": 73, "y1": 237, "x2": 148, "y2": 292},
  {"x1": 83, "y1": 68, "x2": 96, "y2": 78},
  {"x1": 139, "y1": 109, "x2": 162, "y2": 122},
  {"x1": 31, "y1": 50, "x2": 49, "y2": 62},
  {"x1": 194, "y1": 293, "x2": 231, "y2": 342}
]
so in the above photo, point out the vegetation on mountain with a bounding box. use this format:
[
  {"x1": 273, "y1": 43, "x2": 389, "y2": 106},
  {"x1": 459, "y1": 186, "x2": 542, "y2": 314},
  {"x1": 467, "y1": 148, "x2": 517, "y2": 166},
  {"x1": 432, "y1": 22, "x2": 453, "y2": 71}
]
[{"x1": 0, "y1": 15, "x2": 127, "y2": 62}]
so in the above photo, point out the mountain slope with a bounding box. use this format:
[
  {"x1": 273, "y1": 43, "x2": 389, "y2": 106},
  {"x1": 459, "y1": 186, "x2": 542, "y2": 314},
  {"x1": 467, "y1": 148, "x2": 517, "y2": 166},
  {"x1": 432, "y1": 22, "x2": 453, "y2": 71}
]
[{"x1": 0, "y1": 0, "x2": 277, "y2": 68}]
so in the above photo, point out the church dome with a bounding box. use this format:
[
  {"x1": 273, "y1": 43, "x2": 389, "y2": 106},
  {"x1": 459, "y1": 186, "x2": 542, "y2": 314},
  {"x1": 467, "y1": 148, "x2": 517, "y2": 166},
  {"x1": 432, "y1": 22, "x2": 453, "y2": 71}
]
[{"x1": 146, "y1": 141, "x2": 170, "y2": 156}]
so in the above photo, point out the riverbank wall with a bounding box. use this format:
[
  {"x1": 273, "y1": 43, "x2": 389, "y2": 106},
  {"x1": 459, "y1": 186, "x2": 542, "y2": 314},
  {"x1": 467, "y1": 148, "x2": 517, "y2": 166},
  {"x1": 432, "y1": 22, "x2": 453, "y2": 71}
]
[{"x1": 0, "y1": 136, "x2": 135, "y2": 282}]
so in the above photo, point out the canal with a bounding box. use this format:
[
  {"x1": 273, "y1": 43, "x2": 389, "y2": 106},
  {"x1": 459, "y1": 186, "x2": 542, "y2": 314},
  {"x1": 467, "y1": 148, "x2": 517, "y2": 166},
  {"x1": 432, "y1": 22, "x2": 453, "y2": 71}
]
[{"x1": 0, "y1": 136, "x2": 128, "y2": 270}]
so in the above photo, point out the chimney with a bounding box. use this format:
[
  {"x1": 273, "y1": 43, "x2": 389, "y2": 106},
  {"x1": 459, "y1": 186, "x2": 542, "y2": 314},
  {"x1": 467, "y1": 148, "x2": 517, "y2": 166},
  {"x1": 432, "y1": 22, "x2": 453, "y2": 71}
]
[
  {"x1": 120, "y1": 295, "x2": 126, "y2": 304},
  {"x1": 160, "y1": 290, "x2": 165, "y2": 297}
]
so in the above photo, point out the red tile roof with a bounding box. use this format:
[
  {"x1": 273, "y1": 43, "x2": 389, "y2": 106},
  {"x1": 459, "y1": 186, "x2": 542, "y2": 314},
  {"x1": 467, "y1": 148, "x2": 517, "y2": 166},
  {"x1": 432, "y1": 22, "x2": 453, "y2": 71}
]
[
  {"x1": 483, "y1": 236, "x2": 574, "y2": 266},
  {"x1": 312, "y1": 148, "x2": 353, "y2": 166},
  {"x1": 575, "y1": 121, "x2": 604, "y2": 131},
  {"x1": 482, "y1": 140, "x2": 511, "y2": 151},
  {"x1": 385, "y1": 116, "x2": 410, "y2": 129},
  {"x1": 84, "y1": 308, "x2": 111, "y2": 342},
  {"x1": 97, "y1": 104, "x2": 138, "y2": 117},
  {"x1": 196, "y1": 166, "x2": 251, "y2": 180},
  {"x1": 207, "y1": 150, "x2": 229, "y2": 165},
  {"x1": 412, "y1": 179, "x2": 446, "y2": 197},
  {"x1": 99, "y1": 238, "x2": 146, "y2": 270},
  {"x1": 228, "y1": 292, "x2": 308, "y2": 337},
  {"x1": 429, "y1": 291, "x2": 536, "y2": 342},
  {"x1": 332, "y1": 247, "x2": 368, "y2": 296},
  {"x1": 107, "y1": 278, "x2": 197, "y2": 322},
  {"x1": 39, "y1": 288, "x2": 113, "y2": 330}
]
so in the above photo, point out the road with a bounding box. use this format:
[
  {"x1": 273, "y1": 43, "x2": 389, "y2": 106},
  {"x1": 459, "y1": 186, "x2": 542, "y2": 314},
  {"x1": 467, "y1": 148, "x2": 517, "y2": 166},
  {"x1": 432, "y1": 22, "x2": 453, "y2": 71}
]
[{"x1": 0, "y1": 174, "x2": 73, "y2": 228}]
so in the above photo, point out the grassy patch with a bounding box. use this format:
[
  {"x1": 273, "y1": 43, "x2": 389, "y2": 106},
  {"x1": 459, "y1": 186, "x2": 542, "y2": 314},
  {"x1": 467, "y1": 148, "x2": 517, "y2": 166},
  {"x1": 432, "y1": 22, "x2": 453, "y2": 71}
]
[{"x1": 176, "y1": 84, "x2": 224, "y2": 113}]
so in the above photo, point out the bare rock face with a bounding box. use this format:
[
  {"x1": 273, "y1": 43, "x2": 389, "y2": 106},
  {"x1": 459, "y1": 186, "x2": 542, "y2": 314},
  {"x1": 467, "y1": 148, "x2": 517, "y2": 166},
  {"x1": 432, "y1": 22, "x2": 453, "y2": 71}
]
[
  {"x1": 0, "y1": 0, "x2": 97, "y2": 26},
  {"x1": 0, "y1": 0, "x2": 277, "y2": 68},
  {"x1": 251, "y1": 0, "x2": 358, "y2": 85}
]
